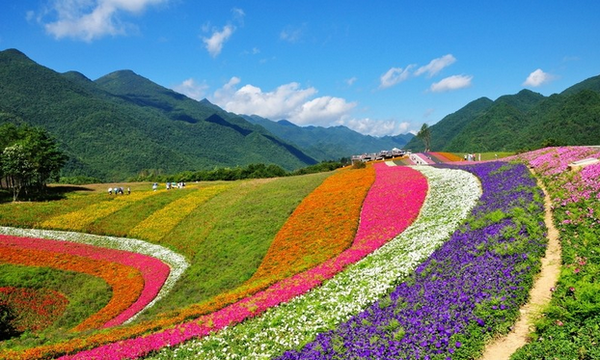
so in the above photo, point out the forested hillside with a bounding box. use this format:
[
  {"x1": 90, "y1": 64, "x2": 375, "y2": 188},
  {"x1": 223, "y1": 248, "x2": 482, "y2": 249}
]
[
  {"x1": 405, "y1": 75, "x2": 600, "y2": 152},
  {"x1": 0, "y1": 49, "x2": 316, "y2": 181}
]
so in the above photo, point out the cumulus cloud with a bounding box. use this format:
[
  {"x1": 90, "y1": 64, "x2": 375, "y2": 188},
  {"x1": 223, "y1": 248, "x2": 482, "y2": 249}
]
[
  {"x1": 40, "y1": 0, "x2": 168, "y2": 41},
  {"x1": 430, "y1": 75, "x2": 473, "y2": 92},
  {"x1": 523, "y1": 69, "x2": 554, "y2": 87},
  {"x1": 172, "y1": 78, "x2": 209, "y2": 100},
  {"x1": 293, "y1": 96, "x2": 357, "y2": 125},
  {"x1": 202, "y1": 24, "x2": 235, "y2": 57},
  {"x1": 379, "y1": 66, "x2": 414, "y2": 89},
  {"x1": 210, "y1": 77, "x2": 357, "y2": 127},
  {"x1": 415, "y1": 54, "x2": 456, "y2": 78}
]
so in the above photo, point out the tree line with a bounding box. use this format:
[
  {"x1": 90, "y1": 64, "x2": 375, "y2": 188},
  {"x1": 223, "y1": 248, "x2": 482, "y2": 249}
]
[
  {"x1": 0, "y1": 123, "x2": 67, "y2": 201},
  {"x1": 126, "y1": 159, "x2": 351, "y2": 184}
]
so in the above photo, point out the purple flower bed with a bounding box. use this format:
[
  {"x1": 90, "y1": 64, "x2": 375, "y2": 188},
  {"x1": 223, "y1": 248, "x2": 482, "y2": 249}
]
[{"x1": 276, "y1": 162, "x2": 546, "y2": 360}]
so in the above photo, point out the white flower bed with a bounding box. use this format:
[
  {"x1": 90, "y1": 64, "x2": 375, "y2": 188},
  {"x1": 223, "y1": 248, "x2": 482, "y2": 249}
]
[
  {"x1": 0, "y1": 227, "x2": 189, "y2": 322},
  {"x1": 151, "y1": 166, "x2": 481, "y2": 359}
]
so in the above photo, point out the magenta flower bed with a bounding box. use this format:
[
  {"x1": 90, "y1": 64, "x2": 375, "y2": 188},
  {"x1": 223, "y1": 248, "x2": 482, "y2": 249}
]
[
  {"x1": 0, "y1": 235, "x2": 170, "y2": 328},
  {"x1": 60, "y1": 163, "x2": 428, "y2": 360}
]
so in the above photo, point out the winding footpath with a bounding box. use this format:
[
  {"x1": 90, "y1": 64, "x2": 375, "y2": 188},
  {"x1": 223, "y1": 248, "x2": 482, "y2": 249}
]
[{"x1": 480, "y1": 175, "x2": 561, "y2": 360}]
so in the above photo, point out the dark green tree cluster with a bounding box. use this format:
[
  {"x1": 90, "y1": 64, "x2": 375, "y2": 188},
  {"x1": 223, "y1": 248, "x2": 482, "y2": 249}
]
[
  {"x1": 0, "y1": 124, "x2": 67, "y2": 201},
  {"x1": 128, "y1": 160, "x2": 348, "y2": 183},
  {"x1": 0, "y1": 301, "x2": 19, "y2": 341}
]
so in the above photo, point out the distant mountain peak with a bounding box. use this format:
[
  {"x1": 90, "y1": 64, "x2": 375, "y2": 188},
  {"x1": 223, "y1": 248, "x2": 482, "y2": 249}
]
[{"x1": 277, "y1": 119, "x2": 297, "y2": 127}]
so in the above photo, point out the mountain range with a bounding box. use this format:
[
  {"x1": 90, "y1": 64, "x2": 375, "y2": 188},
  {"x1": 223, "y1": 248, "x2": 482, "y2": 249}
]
[
  {"x1": 404, "y1": 75, "x2": 600, "y2": 152},
  {"x1": 1, "y1": 47, "x2": 599, "y2": 182},
  {"x1": 0, "y1": 48, "x2": 413, "y2": 181}
]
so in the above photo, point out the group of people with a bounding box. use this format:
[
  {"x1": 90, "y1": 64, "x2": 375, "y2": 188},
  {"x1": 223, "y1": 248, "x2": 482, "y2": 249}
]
[
  {"x1": 108, "y1": 187, "x2": 130, "y2": 195},
  {"x1": 464, "y1": 153, "x2": 481, "y2": 162},
  {"x1": 152, "y1": 182, "x2": 186, "y2": 191}
]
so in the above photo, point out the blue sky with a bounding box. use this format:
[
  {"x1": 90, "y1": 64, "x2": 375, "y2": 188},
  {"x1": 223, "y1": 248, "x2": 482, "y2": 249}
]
[{"x1": 1, "y1": 1, "x2": 599, "y2": 136}]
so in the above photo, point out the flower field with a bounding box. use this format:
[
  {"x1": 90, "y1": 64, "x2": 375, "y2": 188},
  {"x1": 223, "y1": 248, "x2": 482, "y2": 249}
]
[
  {"x1": 508, "y1": 147, "x2": 600, "y2": 360},
  {"x1": 0, "y1": 147, "x2": 599, "y2": 359}
]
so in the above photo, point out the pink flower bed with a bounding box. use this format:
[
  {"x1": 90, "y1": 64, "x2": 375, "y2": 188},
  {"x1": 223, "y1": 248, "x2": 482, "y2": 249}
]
[
  {"x1": 507, "y1": 146, "x2": 600, "y2": 176},
  {"x1": 59, "y1": 163, "x2": 428, "y2": 360},
  {"x1": 507, "y1": 146, "x2": 600, "y2": 204},
  {"x1": 0, "y1": 235, "x2": 170, "y2": 328}
]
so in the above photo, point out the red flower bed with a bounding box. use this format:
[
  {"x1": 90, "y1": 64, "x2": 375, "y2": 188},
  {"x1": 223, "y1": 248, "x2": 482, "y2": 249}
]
[{"x1": 0, "y1": 287, "x2": 68, "y2": 333}]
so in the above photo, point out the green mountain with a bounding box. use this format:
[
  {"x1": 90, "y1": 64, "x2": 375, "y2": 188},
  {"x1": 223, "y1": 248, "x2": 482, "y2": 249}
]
[
  {"x1": 0, "y1": 49, "x2": 317, "y2": 181},
  {"x1": 405, "y1": 75, "x2": 600, "y2": 152},
  {"x1": 242, "y1": 115, "x2": 414, "y2": 160}
]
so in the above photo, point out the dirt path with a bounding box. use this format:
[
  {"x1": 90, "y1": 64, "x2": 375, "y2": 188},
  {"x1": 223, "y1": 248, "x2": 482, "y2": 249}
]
[{"x1": 479, "y1": 177, "x2": 562, "y2": 360}]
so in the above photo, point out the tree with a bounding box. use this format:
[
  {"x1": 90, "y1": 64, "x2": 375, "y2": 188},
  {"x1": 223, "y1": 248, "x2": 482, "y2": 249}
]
[
  {"x1": 416, "y1": 123, "x2": 432, "y2": 152},
  {"x1": 0, "y1": 124, "x2": 67, "y2": 201}
]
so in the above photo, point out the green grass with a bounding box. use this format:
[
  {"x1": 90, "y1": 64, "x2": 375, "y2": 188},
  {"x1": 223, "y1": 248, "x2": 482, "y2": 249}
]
[
  {"x1": 453, "y1": 151, "x2": 515, "y2": 161},
  {"x1": 138, "y1": 173, "x2": 331, "y2": 318}
]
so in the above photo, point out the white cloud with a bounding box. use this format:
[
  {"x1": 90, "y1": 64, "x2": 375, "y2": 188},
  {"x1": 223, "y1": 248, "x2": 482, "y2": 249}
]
[
  {"x1": 41, "y1": 0, "x2": 168, "y2": 42},
  {"x1": 293, "y1": 96, "x2": 356, "y2": 126},
  {"x1": 280, "y1": 24, "x2": 306, "y2": 43},
  {"x1": 379, "y1": 66, "x2": 414, "y2": 89},
  {"x1": 340, "y1": 118, "x2": 411, "y2": 137},
  {"x1": 346, "y1": 77, "x2": 357, "y2": 86},
  {"x1": 430, "y1": 75, "x2": 473, "y2": 92},
  {"x1": 202, "y1": 24, "x2": 235, "y2": 58},
  {"x1": 200, "y1": 8, "x2": 244, "y2": 58},
  {"x1": 415, "y1": 54, "x2": 456, "y2": 78},
  {"x1": 172, "y1": 78, "x2": 209, "y2": 100},
  {"x1": 523, "y1": 69, "x2": 554, "y2": 87},
  {"x1": 210, "y1": 78, "x2": 356, "y2": 127}
]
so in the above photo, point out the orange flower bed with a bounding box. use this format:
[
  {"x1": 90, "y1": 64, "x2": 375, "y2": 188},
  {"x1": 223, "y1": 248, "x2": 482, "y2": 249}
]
[
  {"x1": 249, "y1": 166, "x2": 375, "y2": 283},
  {"x1": 431, "y1": 152, "x2": 462, "y2": 162},
  {"x1": 0, "y1": 246, "x2": 143, "y2": 332}
]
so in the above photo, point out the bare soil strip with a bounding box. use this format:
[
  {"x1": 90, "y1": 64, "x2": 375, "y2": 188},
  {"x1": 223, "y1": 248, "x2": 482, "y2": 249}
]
[{"x1": 479, "y1": 177, "x2": 561, "y2": 360}]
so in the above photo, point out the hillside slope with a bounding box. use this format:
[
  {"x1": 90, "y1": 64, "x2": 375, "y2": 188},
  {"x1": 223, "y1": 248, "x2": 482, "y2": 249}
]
[{"x1": 405, "y1": 75, "x2": 600, "y2": 152}]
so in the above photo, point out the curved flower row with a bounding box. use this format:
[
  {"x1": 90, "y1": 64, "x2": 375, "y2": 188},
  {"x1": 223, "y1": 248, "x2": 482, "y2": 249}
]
[
  {"x1": 249, "y1": 166, "x2": 375, "y2": 283},
  {"x1": 0, "y1": 286, "x2": 69, "y2": 333},
  {"x1": 39, "y1": 191, "x2": 158, "y2": 231},
  {"x1": 0, "y1": 235, "x2": 169, "y2": 328},
  {"x1": 129, "y1": 185, "x2": 231, "y2": 242},
  {"x1": 0, "y1": 243, "x2": 143, "y2": 332},
  {"x1": 137, "y1": 166, "x2": 481, "y2": 359},
  {"x1": 53, "y1": 163, "x2": 435, "y2": 360},
  {"x1": 0, "y1": 226, "x2": 189, "y2": 324},
  {"x1": 276, "y1": 162, "x2": 546, "y2": 360}
]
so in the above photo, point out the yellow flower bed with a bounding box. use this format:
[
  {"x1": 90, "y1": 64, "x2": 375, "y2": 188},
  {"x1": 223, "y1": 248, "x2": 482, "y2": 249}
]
[
  {"x1": 128, "y1": 185, "x2": 230, "y2": 242},
  {"x1": 39, "y1": 191, "x2": 157, "y2": 231}
]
